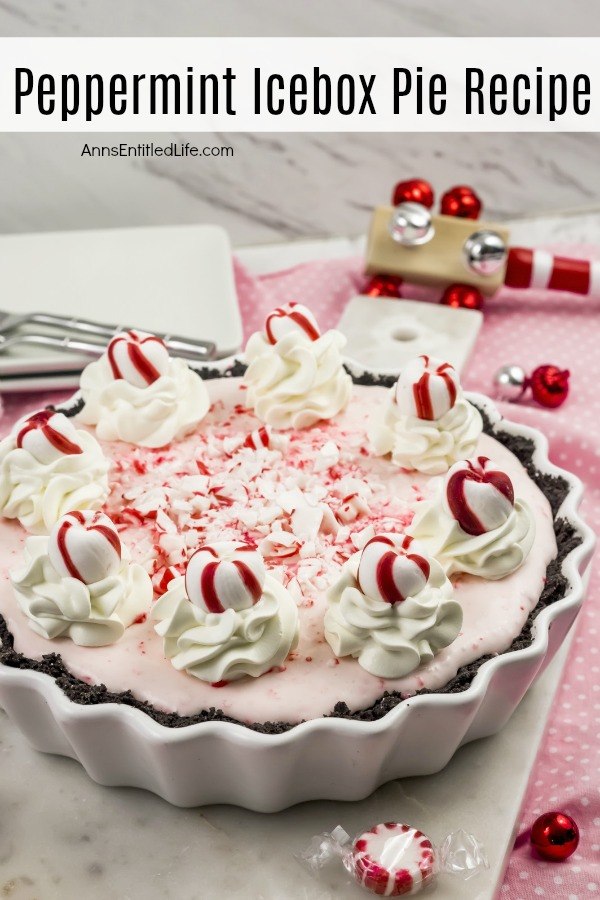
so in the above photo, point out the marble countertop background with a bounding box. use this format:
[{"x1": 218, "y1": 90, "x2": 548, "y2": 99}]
[{"x1": 1, "y1": 1, "x2": 600, "y2": 244}]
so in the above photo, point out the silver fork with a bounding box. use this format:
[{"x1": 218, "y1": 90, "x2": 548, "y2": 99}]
[
  {"x1": 0, "y1": 332, "x2": 215, "y2": 364},
  {"x1": 0, "y1": 311, "x2": 216, "y2": 361}
]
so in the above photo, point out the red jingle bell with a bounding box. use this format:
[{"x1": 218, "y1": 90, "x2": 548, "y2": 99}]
[
  {"x1": 530, "y1": 811, "x2": 579, "y2": 861},
  {"x1": 392, "y1": 178, "x2": 434, "y2": 209},
  {"x1": 529, "y1": 365, "x2": 570, "y2": 408},
  {"x1": 440, "y1": 185, "x2": 482, "y2": 220},
  {"x1": 440, "y1": 283, "x2": 484, "y2": 311},
  {"x1": 364, "y1": 274, "x2": 403, "y2": 299}
]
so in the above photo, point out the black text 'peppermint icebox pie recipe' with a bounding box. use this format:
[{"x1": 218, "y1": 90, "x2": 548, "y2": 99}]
[{"x1": 0, "y1": 306, "x2": 593, "y2": 810}]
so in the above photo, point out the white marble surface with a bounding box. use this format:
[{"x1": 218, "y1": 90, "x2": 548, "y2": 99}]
[
  {"x1": 2, "y1": 131, "x2": 600, "y2": 247},
  {"x1": 1, "y1": 2, "x2": 600, "y2": 244},
  {"x1": 0, "y1": 640, "x2": 572, "y2": 900}
]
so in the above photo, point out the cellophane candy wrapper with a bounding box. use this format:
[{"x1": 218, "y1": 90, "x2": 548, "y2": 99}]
[{"x1": 299, "y1": 821, "x2": 488, "y2": 896}]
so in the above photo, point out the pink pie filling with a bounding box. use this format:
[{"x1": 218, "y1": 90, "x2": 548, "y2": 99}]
[{"x1": 0, "y1": 381, "x2": 556, "y2": 724}]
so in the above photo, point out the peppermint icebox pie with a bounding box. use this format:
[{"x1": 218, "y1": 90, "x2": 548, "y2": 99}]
[{"x1": 0, "y1": 305, "x2": 575, "y2": 733}]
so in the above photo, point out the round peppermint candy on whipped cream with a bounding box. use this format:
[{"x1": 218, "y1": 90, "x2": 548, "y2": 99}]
[
  {"x1": 409, "y1": 456, "x2": 535, "y2": 579},
  {"x1": 324, "y1": 532, "x2": 462, "y2": 679},
  {"x1": 107, "y1": 330, "x2": 170, "y2": 388},
  {"x1": 445, "y1": 457, "x2": 514, "y2": 536},
  {"x1": 395, "y1": 355, "x2": 460, "y2": 421},
  {"x1": 264, "y1": 302, "x2": 321, "y2": 344},
  {"x1": 357, "y1": 535, "x2": 430, "y2": 606},
  {"x1": 48, "y1": 510, "x2": 122, "y2": 584},
  {"x1": 185, "y1": 542, "x2": 266, "y2": 613},
  {"x1": 16, "y1": 410, "x2": 83, "y2": 465},
  {"x1": 244, "y1": 302, "x2": 351, "y2": 430},
  {"x1": 153, "y1": 543, "x2": 299, "y2": 683},
  {"x1": 368, "y1": 354, "x2": 482, "y2": 475},
  {"x1": 0, "y1": 409, "x2": 110, "y2": 535},
  {"x1": 77, "y1": 328, "x2": 210, "y2": 448},
  {"x1": 10, "y1": 510, "x2": 152, "y2": 647}
]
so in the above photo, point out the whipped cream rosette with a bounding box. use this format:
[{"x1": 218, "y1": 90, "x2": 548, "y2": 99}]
[
  {"x1": 368, "y1": 355, "x2": 482, "y2": 474},
  {"x1": 153, "y1": 541, "x2": 299, "y2": 682},
  {"x1": 77, "y1": 329, "x2": 209, "y2": 448},
  {"x1": 409, "y1": 456, "x2": 535, "y2": 580},
  {"x1": 10, "y1": 510, "x2": 152, "y2": 647},
  {"x1": 324, "y1": 533, "x2": 462, "y2": 679},
  {"x1": 243, "y1": 302, "x2": 352, "y2": 429},
  {"x1": 0, "y1": 409, "x2": 110, "y2": 534}
]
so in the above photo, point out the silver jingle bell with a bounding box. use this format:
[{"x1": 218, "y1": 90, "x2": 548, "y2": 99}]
[
  {"x1": 388, "y1": 202, "x2": 435, "y2": 247},
  {"x1": 493, "y1": 364, "x2": 527, "y2": 402},
  {"x1": 463, "y1": 230, "x2": 507, "y2": 276}
]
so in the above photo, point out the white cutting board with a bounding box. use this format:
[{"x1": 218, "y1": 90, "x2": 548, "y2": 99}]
[{"x1": 0, "y1": 224, "x2": 242, "y2": 385}]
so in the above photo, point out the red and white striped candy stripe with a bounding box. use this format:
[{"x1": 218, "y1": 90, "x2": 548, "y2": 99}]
[
  {"x1": 107, "y1": 330, "x2": 170, "y2": 388},
  {"x1": 445, "y1": 457, "x2": 514, "y2": 537},
  {"x1": 48, "y1": 510, "x2": 122, "y2": 585},
  {"x1": 351, "y1": 822, "x2": 436, "y2": 896},
  {"x1": 395, "y1": 355, "x2": 459, "y2": 421},
  {"x1": 505, "y1": 247, "x2": 600, "y2": 297},
  {"x1": 16, "y1": 410, "x2": 83, "y2": 463},
  {"x1": 243, "y1": 425, "x2": 273, "y2": 450},
  {"x1": 185, "y1": 542, "x2": 266, "y2": 614},
  {"x1": 264, "y1": 302, "x2": 321, "y2": 345},
  {"x1": 357, "y1": 535, "x2": 430, "y2": 605}
]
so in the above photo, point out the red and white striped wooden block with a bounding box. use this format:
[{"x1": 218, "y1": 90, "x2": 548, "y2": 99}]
[{"x1": 505, "y1": 247, "x2": 600, "y2": 297}]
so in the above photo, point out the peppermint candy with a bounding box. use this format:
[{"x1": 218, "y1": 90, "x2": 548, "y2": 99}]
[
  {"x1": 243, "y1": 425, "x2": 277, "y2": 450},
  {"x1": 106, "y1": 329, "x2": 170, "y2": 388},
  {"x1": 336, "y1": 492, "x2": 370, "y2": 524},
  {"x1": 357, "y1": 534, "x2": 430, "y2": 605},
  {"x1": 395, "y1": 355, "x2": 460, "y2": 421},
  {"x1": 264, "y1": 302, "x2": 321, "y2": 345},
  {"x1": 16, "y1": 410, "x2": 83, "y2": 464},
  {"x1": 48, "y1": 510, "x2": 122, "y2": 585},
  {"x1": 185, "y1": 541, "x2": 266, "y2": 613},
  {"x1": 445, "y1": 457, "x2": 514, "y2": 536},
  {"x1": 351, "y1": 822, "x2": 436, "y2": 896}
]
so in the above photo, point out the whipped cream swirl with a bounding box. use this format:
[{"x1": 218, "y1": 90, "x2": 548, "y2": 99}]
[
  {"x1": 78, "y1": 355, "x2": 210, "y2": 448},
  {"x1": 10, "y1": 537, "x2": 152, "y2": 646},
  {"x1": 244, "y1": 329, "x2": 352, "y2": 430},
  {"x1": 153, "y1": 574, "x2": 299, "y2": 682},
  {"x1": 369, "y1": 391, "x2": 482, "y2": 475},
  {"x1": 0, "y1": 421, "x2": 109, "y2": 535},
  {"x1": 409, "y1": 465, "x2": 535, "y2": 580},
  {"x1": 324, "y1": 541, "x2": 462, "y2": 679}
]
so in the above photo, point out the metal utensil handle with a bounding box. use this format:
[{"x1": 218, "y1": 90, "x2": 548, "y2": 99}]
[
  {"x1": 1, "y1": 334, "x2": 107, "y2": 356},
  {"x1": 29, "y1": 313, "x2": 216, "y2": 360}
]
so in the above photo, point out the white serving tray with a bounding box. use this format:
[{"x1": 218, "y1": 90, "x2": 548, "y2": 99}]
[{"x1": 0, "y1": 223, "x2": 242, "y2": 390}]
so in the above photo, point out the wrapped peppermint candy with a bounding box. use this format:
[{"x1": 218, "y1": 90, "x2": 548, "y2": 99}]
[{"x1": 299, "y1": 821, "x2": 488, "y2": 896}]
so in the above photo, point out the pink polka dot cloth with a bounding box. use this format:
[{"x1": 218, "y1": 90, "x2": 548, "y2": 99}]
[{"x1": 0, "y1": 245, "x2": 598, "y2": 897}]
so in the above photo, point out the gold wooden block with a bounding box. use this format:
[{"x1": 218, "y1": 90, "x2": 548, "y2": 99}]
[{"x1": 365, "y1": 205, "x2": 510, "y2": 295}]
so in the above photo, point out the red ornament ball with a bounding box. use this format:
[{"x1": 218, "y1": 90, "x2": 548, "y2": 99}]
[
  {"x1": 440, "y1": 283, "x2": 484, "y2": 311},
  {"x1": 364, "y1": 274, "x2": 403, "y2": 299},
  {"x1": 530, "y1": 812, "x2": 579, "y2": 861},
  {"x1": 440, "y1": 185, "x2": 482, "y2": 219},
  {"x1": 529, "y1": 365, "x2": 570, "y2": 408},
  {"x1": 392, "y1": 178, "x2": 434, "y2": 209}
]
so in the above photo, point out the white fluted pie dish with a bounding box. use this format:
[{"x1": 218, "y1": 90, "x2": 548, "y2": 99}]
[{"x1": 0, "y1": 358, "x2": 594, "y2": 811}]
